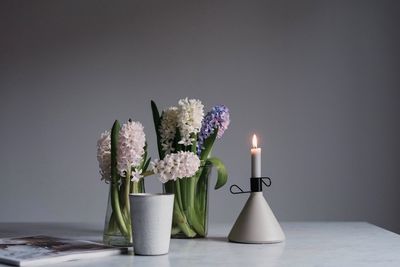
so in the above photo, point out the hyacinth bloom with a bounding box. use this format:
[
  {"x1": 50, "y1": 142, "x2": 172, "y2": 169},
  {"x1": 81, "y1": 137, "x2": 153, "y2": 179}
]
[
  {"x1": 177, "y1": 98, "x2": 204, "y2": 146},
  {"x1": 97, "y1": 120, "x2": 147, "y2": 183},
  {"x1": 97, "y1": 130, "x2": 111, "y2": 182},
  {"x1": 158, "y1": 98, "x2": 205, "y2": 152},
  {"x1": 197, "y1": 105, "x2": 230, "y2": 155},
  {"x1": 152, "y1": 151, "x2": 201, "y2": 183},
  {"x1": 159, "y1": 107, "x2": 178, "y2": 154},
  {"x1": 117, "y1": 120, "x2": 146, "y2": 181}
]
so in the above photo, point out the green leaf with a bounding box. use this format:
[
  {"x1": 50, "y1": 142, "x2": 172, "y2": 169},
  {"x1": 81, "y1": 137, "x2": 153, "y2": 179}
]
[
  {"x1": 200, "y1": 127, "x2": 218, "y2": 160},
  {"x1": 140, "y1": 142, "x2": 148, "y2": 166},
  {"x1": 173, "y1": 127, "x2": 184, "y2": 152},
  {"x1": 206, "y1": 157, "x2": 228, "y2": 190},
  {"x1": 111, "y1": 120, "x2": 121, "y2": 182},
  {"x1": 151, "y1": 100, "x2": 164, "y2": 159},
  {"x1": 142, "y1": 157, "x2": 151, "y2": 172}
]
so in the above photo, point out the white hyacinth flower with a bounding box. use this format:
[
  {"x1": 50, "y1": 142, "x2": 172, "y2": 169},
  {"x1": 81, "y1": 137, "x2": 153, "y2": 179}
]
[
  {"x1": 152, "y1": 151, "x2": 201, "y2": 183},
  {"x1": 117, "y1": 120, "x2": 146, "y2": 178},
  {"x1": 177, "y1": 98, "x2": 204, "y2": 146},
  {"x1": 97, "y1": 130, "x2": 111, "y2": 182},
  {"x1": 159, "y1": 106, "x2": 178, "y2": 154},
  {"x1": 131, "y1": 168, "x2": 143, "y2": 182}
]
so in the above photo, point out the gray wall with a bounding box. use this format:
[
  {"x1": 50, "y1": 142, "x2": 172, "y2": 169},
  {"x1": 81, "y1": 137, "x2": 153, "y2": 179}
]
[{"x1": 1, "y1": 0, "x2": 400, "y2": 233}]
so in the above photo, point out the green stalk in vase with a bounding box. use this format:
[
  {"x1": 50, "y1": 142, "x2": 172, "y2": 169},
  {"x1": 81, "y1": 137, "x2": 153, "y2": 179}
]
[
  {"x1": 122, "y1": 169, "x2": 131, "y2": 234},
  {"x1": 186, "y1": 135, "x2": 204, "y2": 235}
]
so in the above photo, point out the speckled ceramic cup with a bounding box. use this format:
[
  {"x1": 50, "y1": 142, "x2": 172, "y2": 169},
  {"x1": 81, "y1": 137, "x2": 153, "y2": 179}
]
[{"x1": 129, "y1": 193, "x2": 174, "y2": 255}]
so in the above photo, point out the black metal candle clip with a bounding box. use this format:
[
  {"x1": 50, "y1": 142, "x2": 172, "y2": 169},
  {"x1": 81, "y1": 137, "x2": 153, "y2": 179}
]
[{"x1": 230, "y1": 177, "x2": 272, "y2": 194}]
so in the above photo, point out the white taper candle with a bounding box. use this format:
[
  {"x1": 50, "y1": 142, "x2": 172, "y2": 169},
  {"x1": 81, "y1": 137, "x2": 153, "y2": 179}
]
[{"x1": 251, "y1": 134, "x2": 261, "y2": 178}]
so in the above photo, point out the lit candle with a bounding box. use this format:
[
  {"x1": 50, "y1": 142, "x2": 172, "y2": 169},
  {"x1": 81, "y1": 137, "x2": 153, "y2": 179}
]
[{"x1": 251, "y1": 134, "x2": 261, "y2": 178}]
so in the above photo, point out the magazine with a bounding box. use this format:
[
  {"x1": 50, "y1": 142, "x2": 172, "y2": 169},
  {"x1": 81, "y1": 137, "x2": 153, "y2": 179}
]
[{"x1": 0, "y1": 235, "x2": 125, "y2": 266}]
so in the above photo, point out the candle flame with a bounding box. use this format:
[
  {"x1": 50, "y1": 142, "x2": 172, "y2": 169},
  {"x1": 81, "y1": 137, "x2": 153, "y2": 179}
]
[{"x1": 252, "y1": 134, "x2": 258, "y2": 148}]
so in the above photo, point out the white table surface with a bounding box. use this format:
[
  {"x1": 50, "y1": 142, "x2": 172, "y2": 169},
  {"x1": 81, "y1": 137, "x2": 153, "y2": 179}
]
[{"x1": 1, "y1": 222, "x2": 400, "y2": 267}]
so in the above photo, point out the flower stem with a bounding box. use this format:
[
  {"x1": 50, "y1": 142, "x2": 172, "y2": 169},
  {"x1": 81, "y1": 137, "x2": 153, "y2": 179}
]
[
  {"x1": 173, "y1": 179, "x2": 198, "y2": 237},
  {"x1": 106, "y1": 211, "x2": 118, "y2": 233},
  {"x1": 142, "y1": 170, "x2": 154, "y2": 177},
  {"x1": 110, "y1": 182, "x2": 129, "y2": 237},
  {"x1": 187, "y1": 174, "x2": 205, "y2": 236},
  {"x1": 175, "y1": 179, "x2": 184, "y2": 212},
  {"x1": 173, "y1": 197, "x2": 197, "y2": 237},
  {"x1": 124, "y1": 170, "x2": 131, "y2": 213}
]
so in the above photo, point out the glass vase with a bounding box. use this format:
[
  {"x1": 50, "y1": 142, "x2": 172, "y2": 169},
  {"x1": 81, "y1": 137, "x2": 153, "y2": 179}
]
[
  {"x1": 163, "y1": 163, "x2": 211, "y2": 238},
  {"x1": 103, "y1": 179, "x2": 145, "y2": 246}
]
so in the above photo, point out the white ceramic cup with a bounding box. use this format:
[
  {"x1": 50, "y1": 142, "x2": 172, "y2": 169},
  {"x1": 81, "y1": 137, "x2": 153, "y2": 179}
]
[{"x1": 129, "y1": 193, "x2": 174, "y2": 255}]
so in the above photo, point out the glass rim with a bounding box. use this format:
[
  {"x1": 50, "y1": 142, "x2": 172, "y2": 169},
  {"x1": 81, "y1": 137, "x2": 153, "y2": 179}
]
[{"x1": 129, "y1": 193, "x2": 174, "y2": 197}]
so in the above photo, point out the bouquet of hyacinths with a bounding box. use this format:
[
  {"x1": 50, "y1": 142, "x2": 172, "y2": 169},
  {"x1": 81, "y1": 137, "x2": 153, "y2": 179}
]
[
  {"x1": 151, "y1": 98, "x2": 230, "y2": 238},
  {"x1": 97, "y1": 119, "x2": 153, "y2": 246}
]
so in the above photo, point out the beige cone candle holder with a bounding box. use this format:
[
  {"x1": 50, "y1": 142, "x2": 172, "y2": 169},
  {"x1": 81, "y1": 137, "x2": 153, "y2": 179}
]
[{"x1": 228, "y1": 177, "x2": 285, "y2": 244}]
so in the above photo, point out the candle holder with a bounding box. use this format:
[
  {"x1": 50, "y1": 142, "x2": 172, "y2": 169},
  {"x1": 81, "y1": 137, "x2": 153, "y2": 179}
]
[{"x1": 228, "y1": 177, "x2": 285, "y2": 244}]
